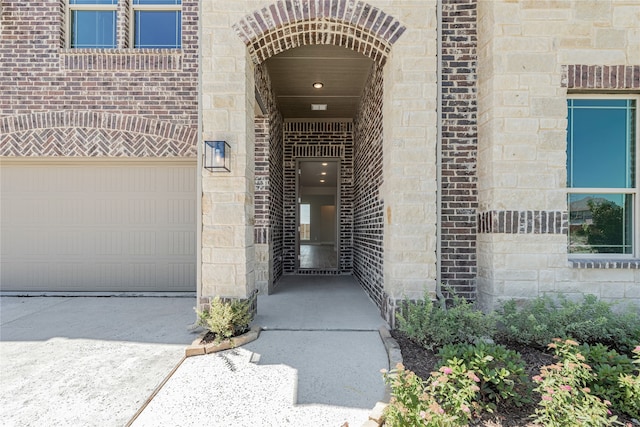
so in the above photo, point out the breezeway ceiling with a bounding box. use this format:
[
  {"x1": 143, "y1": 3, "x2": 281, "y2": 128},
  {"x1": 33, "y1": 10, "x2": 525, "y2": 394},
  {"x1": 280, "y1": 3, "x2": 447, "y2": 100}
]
[{"x1": 264, "y1": 44, "x2": 374, "y2": 119}]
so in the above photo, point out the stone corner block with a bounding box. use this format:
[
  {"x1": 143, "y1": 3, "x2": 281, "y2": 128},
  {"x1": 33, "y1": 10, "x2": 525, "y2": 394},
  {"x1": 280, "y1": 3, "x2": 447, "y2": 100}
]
[
  {"x1": 369, "y1": 402, "x2": 388, "y2": 424},
  {"x1": 185, "y1": 345, "x2": 206, "y2": 357}
]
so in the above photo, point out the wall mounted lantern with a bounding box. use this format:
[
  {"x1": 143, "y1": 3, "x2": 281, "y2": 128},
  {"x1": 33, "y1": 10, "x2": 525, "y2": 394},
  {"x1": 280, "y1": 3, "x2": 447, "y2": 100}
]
[{"x1": 204, "y1": 140, "x2": 230, "y2": 172}]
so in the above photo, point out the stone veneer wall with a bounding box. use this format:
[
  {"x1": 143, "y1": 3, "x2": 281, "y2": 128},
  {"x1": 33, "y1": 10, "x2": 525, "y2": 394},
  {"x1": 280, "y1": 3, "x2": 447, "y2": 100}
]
[
  {"x1": 380, "y1": 2, "x2": 438, "y2": 326},
  {"x1": 283, "y1": 122, "x2": 354, "y2": 274},
  {"x1": 353, "y1": 63, "x2": 385, "y2": 308},
  {"x1": 254, "y1": 63, "x2": 284, "y2": 294},
  {"x1": 476, "y1": 0, "x2": 640, "y2": 310},
  {"x1": 440, "y1": 0, "x2": 478, "y2": 299},
  {"x1": 0, "y1": 0, "x2": 199, "y2": 156}
]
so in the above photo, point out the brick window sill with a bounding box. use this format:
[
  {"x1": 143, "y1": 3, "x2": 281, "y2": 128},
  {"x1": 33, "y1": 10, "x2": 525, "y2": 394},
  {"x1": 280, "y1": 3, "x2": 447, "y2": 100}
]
[
  {"x1": 60, "y1": 48, "x2": 182, "y2": 54},
  {"x1": 59, "y1": 49, "x2": 183, "y2": 71},
  {"x1": 569, "y1": 258, "x2": 640, "y2": 269}
]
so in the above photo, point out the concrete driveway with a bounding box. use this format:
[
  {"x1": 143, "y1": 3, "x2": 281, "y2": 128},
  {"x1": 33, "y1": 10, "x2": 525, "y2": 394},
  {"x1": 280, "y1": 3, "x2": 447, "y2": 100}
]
[{"x1": 0, "y1": 296, "x2": 198, "y2": 427}]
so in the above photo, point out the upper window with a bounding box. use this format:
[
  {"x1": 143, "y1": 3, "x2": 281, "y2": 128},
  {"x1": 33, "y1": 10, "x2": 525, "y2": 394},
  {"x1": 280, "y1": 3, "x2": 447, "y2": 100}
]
[
  {"x1": 68, "y1": 0, "x2": 117, "y2": 49},
  {"x1": 132, "y1": 0, "x2": 182, "y2": 49},
  {"x1": 66, "y1": 0, "x2": 182, "y2": 49},
  {"x1": 567, "y1": 96, "x2": 638, "y2": 256}
]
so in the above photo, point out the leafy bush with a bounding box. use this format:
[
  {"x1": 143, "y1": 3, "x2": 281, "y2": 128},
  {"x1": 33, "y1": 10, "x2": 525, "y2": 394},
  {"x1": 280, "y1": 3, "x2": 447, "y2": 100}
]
[
  {"x1": 396, "y1": 289, "x2": 496, "y2": 350},
  {"x1": 617, "y1": 345, "x2": 640, "y2": 418},
  {"x1": 383, "y1": 360, "x2": 482, "y2": 427},
  {"x1": 196, "y1": 295, "x2": 254, "y2": 343},
  {"x1": 382, "y1": 363, "x2": 463, "y2": 427},
  {"x1": 427, "y1": 358, "x2": 483, "y2": 422},
  {"x1": 532, "y1": 339, "x2": 617, "y2": 427},
  {"x1": 496, "y1": 294, "x2": 640, "y2": 353},
  {"x1": 579, "y1": 343, "x2": 636, "y2": 417},
  {"x1": 438, "y1": 342, "x2": 531, "y2": 408}
]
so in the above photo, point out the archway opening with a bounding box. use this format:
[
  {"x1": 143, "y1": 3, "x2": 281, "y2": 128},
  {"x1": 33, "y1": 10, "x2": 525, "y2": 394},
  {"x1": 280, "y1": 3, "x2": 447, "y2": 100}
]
[{"x1": 254, "y1": 43, "x2": 385, "y2": 308}]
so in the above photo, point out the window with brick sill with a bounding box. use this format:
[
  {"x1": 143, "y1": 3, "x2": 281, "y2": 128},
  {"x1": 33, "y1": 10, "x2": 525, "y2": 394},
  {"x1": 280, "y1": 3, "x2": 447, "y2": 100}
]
[
  {"x1": 566, "y1": 95, "x2": 639, "y2": 262},
  {"x1": 67, "y1": 0, "x2": 182, "y2": 49}
]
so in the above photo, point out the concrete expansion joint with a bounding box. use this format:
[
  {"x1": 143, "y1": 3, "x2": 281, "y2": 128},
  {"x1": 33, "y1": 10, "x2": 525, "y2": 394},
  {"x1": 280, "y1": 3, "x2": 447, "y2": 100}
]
[{"x1": 126, "y1": 355, "x2": 188, "y2": 427}]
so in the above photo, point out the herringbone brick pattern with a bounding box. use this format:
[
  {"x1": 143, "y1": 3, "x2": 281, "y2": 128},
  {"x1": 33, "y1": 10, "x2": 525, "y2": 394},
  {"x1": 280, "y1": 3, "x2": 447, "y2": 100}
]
[{"x1": 1, "y1": 112, "x2": 197, "y2": 157}]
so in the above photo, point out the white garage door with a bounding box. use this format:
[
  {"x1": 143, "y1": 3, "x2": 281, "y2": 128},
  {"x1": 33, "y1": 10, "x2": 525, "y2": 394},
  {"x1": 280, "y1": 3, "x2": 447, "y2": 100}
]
[{"x1": 1, "y1": 160, "x2": 197, "y2": 293}]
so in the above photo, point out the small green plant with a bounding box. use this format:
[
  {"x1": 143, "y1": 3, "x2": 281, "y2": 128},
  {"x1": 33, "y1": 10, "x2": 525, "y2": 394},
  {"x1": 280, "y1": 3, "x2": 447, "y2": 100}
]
[
  {"x1": 396, "y1": 289, "x2": 496, "y2": 350},
  {"x1": 496, "y1": 294, "x2": 640, "y2": 353},
  {"x1": 196, "y1": 295, "x2": 254, "y2": 343},
  {"x1": 532, "y1": 339, "x2": 617, "y2": 427},
  {"x1": 438, "y1": 342, "x2": 531, "y2": 408},
  {"x1": 383, "y1": 360, "x2": 482, "y2": 427},
  {"x1": 617, "y1": 345, "x2": 640, "y2": 418}
]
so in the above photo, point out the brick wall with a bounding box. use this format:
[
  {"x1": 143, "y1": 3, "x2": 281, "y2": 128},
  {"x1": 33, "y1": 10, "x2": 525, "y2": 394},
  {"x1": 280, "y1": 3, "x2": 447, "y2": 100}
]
[
  {"x1": 254, "y1": 63, "x2": 284, "y2": 293},
  {"x1": 440, "y1": 0, "x2": 478, "y2": 299},
  {"x1": 353, "y1": 63, "x2": 385, "y2": 307},
  {"x1": 283, "y1": 122, "x2": 354, "y2": 274},
  {"x1": 0, "y1": 0, "x2": 199, "y2": 157}
]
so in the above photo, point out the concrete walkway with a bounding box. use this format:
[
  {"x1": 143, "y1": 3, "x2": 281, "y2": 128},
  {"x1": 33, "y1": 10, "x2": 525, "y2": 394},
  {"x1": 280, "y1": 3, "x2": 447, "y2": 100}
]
[
  {"x1": 132, "y1": 275, "x2": 390, "y2": 427},
  {"x1": 0, "y1": 276, "x2": 389, "y2": 427}
]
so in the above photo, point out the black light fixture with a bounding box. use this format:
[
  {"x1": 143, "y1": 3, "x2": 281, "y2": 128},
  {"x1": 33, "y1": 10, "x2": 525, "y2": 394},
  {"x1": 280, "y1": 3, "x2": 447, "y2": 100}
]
[{"x1": 204, "y1": 140, "x2": 230, "y2": 172}]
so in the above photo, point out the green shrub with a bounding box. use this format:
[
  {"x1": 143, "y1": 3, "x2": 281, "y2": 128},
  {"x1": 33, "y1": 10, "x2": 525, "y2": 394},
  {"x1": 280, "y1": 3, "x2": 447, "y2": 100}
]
[
  {"x1": 532, "y1": 339, "x2": 617, "y2": 427},
  {"x1": 496, "y1": 294, "x2": 640, "y2": 353},
  {"x1": 617, "y1": 345, "x2": 640, "y2": 419},
  {"x1": 196, "y1": 296, "x2": 254, "y2": 343},
  {"x1": 383, "y1": 359, "x2": 483, "y2": 427},
  {"x1": 382, "y1": 363, "x2": 463, "y2": 427},
  {"x1": 396, "y1": 289, "x2": 496, "y2": 350},
  {"x1": 427, "y1": 358, "x2": 483, "y2": 422},
  {"x1": 437, "y1": 342, "x2": 531, "y2": 408},
  {"x1": 579, "y1": 343, "x2": 636, "y2": 417}
]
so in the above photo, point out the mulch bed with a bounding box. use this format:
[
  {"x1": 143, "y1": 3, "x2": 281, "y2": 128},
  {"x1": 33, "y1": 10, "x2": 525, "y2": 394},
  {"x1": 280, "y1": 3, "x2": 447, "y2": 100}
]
[
  {"x1": 390, "y1": 330, "x2": 637, "y2": 427},
  {"x1": 200, "y1": 329, "x2": 250, "y2": 345}
]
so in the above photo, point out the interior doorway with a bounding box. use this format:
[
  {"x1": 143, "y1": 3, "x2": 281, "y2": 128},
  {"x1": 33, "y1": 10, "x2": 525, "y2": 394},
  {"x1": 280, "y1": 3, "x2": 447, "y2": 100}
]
[{"x1": 296, "y1": 159, "x2": 340, "y2": 271}]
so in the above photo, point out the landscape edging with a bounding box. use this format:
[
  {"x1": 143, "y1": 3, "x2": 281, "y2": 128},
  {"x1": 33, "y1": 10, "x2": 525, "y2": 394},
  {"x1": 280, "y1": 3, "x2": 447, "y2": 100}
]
[
  {"x1": 184, "y1": 325, "x2": 262, "y2": 357},
  {"x1": 361, "y1": 326, "x2": 403, "y2": 427}
]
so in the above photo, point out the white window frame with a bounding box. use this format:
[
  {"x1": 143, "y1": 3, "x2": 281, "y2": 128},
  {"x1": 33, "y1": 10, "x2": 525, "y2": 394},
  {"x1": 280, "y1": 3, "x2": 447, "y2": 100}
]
[
  {"x1": 129, "y1": 1, "x2": 182, "y2": 49},
  {"x1": 567, "y1": 93, "x2": 640, "y2": 259},
  {"x1": 66, "y1": 0, "x2": 118, "y2": 49}
]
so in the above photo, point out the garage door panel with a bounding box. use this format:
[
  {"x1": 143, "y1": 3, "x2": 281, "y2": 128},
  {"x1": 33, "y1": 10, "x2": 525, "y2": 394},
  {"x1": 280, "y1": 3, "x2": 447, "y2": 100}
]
[{"x1": 1, "y1": 163, "x2": 197, "y2": 292}]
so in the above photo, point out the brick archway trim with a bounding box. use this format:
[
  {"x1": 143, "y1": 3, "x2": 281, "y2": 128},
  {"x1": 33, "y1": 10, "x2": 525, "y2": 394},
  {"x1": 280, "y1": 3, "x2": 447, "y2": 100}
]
[
  {"x1": 233, "y1": 0, "x2": 406, "y2": 65},
  {"x1": 0, "y1": 111, "x2": 197, "y2": 157}
]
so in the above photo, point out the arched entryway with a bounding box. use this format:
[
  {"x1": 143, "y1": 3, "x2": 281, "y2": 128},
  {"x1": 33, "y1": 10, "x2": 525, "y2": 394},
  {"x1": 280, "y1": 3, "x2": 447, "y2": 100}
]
[
  {"x1": 200, "y1": 0, "x2": 438, "y2": 324},
  {"x1": 240, "y1": 0, "x2": 402, "y2": 309}
]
